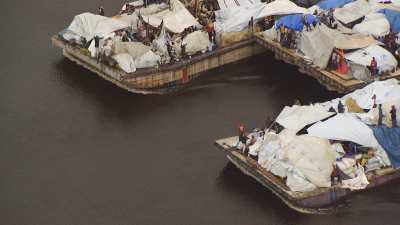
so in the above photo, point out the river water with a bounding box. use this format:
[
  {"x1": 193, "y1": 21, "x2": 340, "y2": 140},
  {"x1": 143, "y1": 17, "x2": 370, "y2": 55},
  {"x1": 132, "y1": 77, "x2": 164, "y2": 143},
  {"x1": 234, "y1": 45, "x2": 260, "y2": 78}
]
[{"x1": 1, "y1": 1, "x2": 399, "y2": 224}]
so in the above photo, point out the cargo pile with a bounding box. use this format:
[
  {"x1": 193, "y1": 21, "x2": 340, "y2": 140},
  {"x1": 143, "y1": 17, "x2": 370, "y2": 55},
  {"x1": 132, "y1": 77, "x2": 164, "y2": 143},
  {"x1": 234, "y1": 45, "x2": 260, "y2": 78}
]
[
  {"x1": 58, "y1": 0, "x2": 218, "y2": 73},
  {"x1": 237, "y1": 79, "x2": 400, "y2": 192},
  {"x1": 261, "y1": 0, "x2": 400, "y2": 82}
]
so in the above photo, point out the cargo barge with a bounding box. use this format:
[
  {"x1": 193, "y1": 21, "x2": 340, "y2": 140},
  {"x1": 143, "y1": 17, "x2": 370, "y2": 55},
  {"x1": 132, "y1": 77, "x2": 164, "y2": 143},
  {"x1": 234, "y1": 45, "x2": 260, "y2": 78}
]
[
  {"x1": 52, "y1": 35, "x2": 263, "y2": 94},
  {"x1": 215, "y1": 136, "x2": 400, "y2": 213}
]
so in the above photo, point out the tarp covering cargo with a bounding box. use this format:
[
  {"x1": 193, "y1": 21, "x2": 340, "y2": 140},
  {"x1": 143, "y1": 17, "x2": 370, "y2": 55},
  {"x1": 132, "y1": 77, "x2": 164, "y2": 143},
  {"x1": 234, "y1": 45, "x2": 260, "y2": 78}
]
[
  {"x1": 317, "y1": 0, "x2": 354, "y2": 10},
  {"x1": 113, "y1": 42, "x2": 151, "y2": 59},
  {"x1": 352, "y1": 13, "x2": 391, "y2": 38},
  {"x1": 342, "y1": 79, "x2": 400, "y2": 109},
  {"x1": 183, "y1": 31, "x2": 210, "y2": 55},
  {"x1": 276, "y1": 14, "x2": 318, "y2": 31},
  {"x1": 371, "y1": 126, "x2": 400, "y2": 168},
  {"x1": 112, "y1": 53, "x2": 136, "y2": 73},
  {"x1": 379, "y1": 9, "x2": 400, "y2": 33},
  {"x1": 258, "y1": 0, "x2": 309, "y2": 17},
  {"x1": 307, "y1": 114, "x2": 379, "y2": 147},
  {"x1": 214, "y1": 3, "x2": 265, "y2": 33},
  {"x1": 286, "y1": 135, "x2": 336, "y2": 187},
  {"x1": 333, "y1": 0, "x2": 373, "y2": 24},
  {"x1": 300, "y1": 24, "x2": 376, "y2": 69},
  {"x1": 141, "y1": 0, "x2": 200, "y2": 33},
  {"x1": 217, "y1": 0, "x2": 261, "y2": 10},
  {"x1": 300, "y1": 25, "x2": 336, "y2": 69},
  {"x1": 275, "y1": 105, "x2": 335, "y2": 132},
  {"x1": 215, "y1": 0, "x2": 308, "y2": 33},
  {"x1": 68, "y1": 12, "x2": 128, "y2": 40},
  {"x1": 345, "y1": 44, "x2": 398, "y2": 73}
]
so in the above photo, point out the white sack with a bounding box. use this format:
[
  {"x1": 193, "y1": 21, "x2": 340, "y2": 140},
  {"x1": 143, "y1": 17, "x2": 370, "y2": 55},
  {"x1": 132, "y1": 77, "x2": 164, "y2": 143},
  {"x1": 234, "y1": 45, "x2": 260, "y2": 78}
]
[
  {"x1": 68, "y1": 13, "x2": 128, "y2": 41},
  {"x1": 112, "y1": 53, "x2": 136, "y2": 73},
  {"x1": 134, "y1": 50, "x2": 161, "y2": 68},
  {"x1": 114, "y1": 42, "x2": 151, "y2": 59},
  {"x1": 183, "y1": 31, "x2": 210, "y2": 55},
  {"x1": 341, "y1": 165, "x2": 369, "y2": 190},
  {"x1": 275, "y1": 105, "x2": 334, "y2": 132},
  {"x1": 307, "y1": 114, "x2": 379, "y2": 148}
]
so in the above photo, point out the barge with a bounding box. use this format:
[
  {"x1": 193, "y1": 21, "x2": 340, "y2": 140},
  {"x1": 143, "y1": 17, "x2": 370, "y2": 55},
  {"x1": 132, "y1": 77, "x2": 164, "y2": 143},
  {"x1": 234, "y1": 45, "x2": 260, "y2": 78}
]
[
  {"x1": 52, "y1": 35, "x2": 263, "y2": 94},
  {"x1": 254, "y1": 33, "x2": 400, "y2": 94},
  {"x1": 215, "y1": 136, "x2": 400, "y2": 213}
]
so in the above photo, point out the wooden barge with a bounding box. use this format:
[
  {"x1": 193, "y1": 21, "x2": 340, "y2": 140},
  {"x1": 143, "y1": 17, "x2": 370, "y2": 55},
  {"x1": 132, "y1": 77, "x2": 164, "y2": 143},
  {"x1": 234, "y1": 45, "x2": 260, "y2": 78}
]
[
  {"x1": 215, "y1": 136, "x2": 400, "y2": 214},
  {"x1": 254, "y1": 33, "x2": 400, "y2": 93},
  {"x1": 51, "y1": 35, "x2": 264, "y2": 94}
]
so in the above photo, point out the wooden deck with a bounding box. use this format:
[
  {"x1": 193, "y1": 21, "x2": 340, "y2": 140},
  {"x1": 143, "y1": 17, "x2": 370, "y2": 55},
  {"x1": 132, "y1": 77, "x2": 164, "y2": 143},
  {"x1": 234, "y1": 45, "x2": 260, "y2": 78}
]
[{"x1": 215, "y1": 136, "x2": 400, "y2": 213}]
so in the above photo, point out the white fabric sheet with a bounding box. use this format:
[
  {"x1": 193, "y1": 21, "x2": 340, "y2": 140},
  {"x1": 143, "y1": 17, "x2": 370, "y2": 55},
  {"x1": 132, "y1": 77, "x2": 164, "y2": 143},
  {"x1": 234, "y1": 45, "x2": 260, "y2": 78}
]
[
  {"x1": 352, "y1": 13, "x2": 390, "y2": 38},
  {"x1": 68, "y1": 13, "x2": 128, "y2": 41},
  {"x1": 275, "y1": 105, "x2": 334, "y2": 132},
  {"x1": 307, "y1": 114, "x2": 379, "y2": 148}
]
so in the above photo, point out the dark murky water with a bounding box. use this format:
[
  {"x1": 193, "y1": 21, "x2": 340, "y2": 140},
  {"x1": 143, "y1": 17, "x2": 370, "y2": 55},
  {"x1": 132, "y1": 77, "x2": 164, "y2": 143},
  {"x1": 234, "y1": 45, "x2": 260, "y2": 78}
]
[{"x1": 1, "y1": 1, "x2": 399, "y2": 224}]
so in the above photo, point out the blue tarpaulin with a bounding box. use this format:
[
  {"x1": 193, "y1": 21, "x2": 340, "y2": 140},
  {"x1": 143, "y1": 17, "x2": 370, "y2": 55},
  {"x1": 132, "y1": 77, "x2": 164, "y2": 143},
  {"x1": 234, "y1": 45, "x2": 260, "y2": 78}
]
[
  {"x1": 371, "y1": 126, "x2": 400, "y2": 168},
  {"x1": 317, "y1": 0, "x2": 353, "y2": 10},
  {"x1": 276, "y1": 14, "x2": 318, "y2": 31},
  {"x1": 379, "y1": 9, "x2": 400, "y2": 33}
]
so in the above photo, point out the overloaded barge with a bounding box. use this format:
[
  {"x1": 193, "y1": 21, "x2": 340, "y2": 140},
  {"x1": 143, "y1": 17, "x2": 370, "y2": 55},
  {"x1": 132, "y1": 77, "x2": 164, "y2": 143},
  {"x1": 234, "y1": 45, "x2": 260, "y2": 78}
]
[
  {"x1": 52, "y1": 0, "x2": 400, "y2": 94},
  {"x1": 215, "y1": 79, "x2": 400, "y2": 213}
]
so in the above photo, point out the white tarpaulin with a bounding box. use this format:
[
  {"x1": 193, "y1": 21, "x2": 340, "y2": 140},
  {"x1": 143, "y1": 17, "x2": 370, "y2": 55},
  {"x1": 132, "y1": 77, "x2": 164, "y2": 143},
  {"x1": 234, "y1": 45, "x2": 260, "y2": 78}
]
[
  {"x1": 352, "y1": 13, "x2": 390, "y2": 38},
  {"x1": 333, "y1": 0, "x2": 373, "y2": 24},
  {"x1": 134, "y1": 51, "x2": 161, "y2": 68},
  {"x1": 112, "y1": 53, "x2": 136, "y2": 73},
  {"x1": 345, "y1": 44, "x2": 398, "y2": 73},
  {"x1": 307, "y1": 114, "x2": 380, "y2": 147},
  {"x1": 215, "y1": 0, "x2": 308, "y2": 33},
  {"x1": 183, "y1": 30, "x2": 210, "y2": 55},
  {"x1": 300, "y1": 25, "x2": 336, "y2": 69},
  {"x1": 258, "y1": 0, "x2": 308, "y2": 17},
  {"x1": 217, "y1": 0, "x2": 261, "y2": 10},
  {"x1": 319, "y1": 79, "x2": 400, "y2": 110},
  {"x1": 275, "y1": 105, "x2": 334, "y2": 132},
  {"x1": 214, "y1": 3, "x2": 265, "y2": 33},
  {"x1": 286, "y1": 135, "x2": 336, "y2": 188},
  {"x1": 141, "y1": 0, "x2": 200, "y2": 33},
  {"x1": 68, "y1": 13, "x2": 128, "y2": 40}
]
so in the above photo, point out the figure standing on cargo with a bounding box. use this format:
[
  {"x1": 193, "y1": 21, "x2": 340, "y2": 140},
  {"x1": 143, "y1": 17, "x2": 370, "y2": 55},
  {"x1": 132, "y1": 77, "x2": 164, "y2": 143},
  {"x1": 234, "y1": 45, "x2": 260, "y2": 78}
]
[
  {"x1": 205, "y1": 20, "x2": 215, "y2": 43},
  {"x1": 370, "y1": 57, "x2": 378, "y2": 79},
  {"x1": 390, "y1": 105, "x2": 397, "y2": 127},
  {"x1": 237, "y1": 124, "x2": 248, "y2": 154},
  {"x1": 98, "y1": 6, "x2": 105, "y2": 16},
  {"x1": 338, "y1": 100, "x2": 345, "y2": 113},
  {"x1": 378, "y1": 104, "x2": 383, "y2": 126}
]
